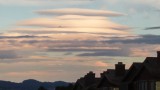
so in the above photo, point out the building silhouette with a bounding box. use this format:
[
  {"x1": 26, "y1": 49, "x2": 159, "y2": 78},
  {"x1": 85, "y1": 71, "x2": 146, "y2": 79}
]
[
  {"x1": 56, "y1": 51, "x2": 160, "y2": 90},
  {"x1": 73, "y1": 71, "x2": 100, "y2": 90},
  {"x1": 120, "y1": 51, "x2": 160, "y2": 90},
  {"x1": 97, "y1": 62, "x2": 128, "y2": 90}
]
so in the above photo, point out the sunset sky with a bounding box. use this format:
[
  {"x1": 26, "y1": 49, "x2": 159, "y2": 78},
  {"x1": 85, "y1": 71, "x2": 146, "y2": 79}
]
[{"x1": 0, "y1": 0, "x2": 160, "y2": 82}]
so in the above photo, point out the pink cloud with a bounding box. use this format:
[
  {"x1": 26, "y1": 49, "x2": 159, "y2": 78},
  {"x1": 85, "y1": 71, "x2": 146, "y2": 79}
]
[{"x1": 95, "y1": 61, "x2": 108, "y2": 67}]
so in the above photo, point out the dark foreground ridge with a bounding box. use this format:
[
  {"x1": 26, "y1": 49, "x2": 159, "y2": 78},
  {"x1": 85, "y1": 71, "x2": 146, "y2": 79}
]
[
  {"x1": 0, "y1": 79, "x2": 69, "y2": 90},
  {"x1": 68, "y1": 51, "x2": 160, "y2": 90}
]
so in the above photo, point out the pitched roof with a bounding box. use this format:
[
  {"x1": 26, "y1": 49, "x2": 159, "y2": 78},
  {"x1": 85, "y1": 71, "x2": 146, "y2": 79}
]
[
  {"x1": 73, "y1": 76, "x2": 101, "y2": 90},
  {"x1": 122, "y1": 62, "x2": 143, "y2": 82},
  {"x1": 107, "y1": 69, "x2": 128, "y2": 85},
  {"x1": 143, "y1": 57, "x2": 160, "y2": 78},
  {"x1": 73, "y1": 77, "x2": 85, "y2": 90},
  {"x1": 122, "y1": 57, "x2": 160, "y2": 83},
  {"x1": 85, "y1": 78, "x2": 101, "y2": 90},
  {"x1": 98, "y1": 69, "x2": 128, "y2": 87}
]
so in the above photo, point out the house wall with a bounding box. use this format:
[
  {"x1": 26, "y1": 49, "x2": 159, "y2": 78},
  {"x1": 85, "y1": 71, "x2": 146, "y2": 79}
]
[
  {"x1": 130, "y1": 68, "x2": 158, "y2": 90},
  {"x1": 99, "y1": 87, "x2": 116, "y2": 90},
  {"x1": 132, "y1": 80, "x2": 155, "y2": 90},
  {"x1": 119, "y1": 83, "x2": 128, "y2": 90},
  {"x1": 120, "y1": 68, "x2": 157, "y2": 90}
]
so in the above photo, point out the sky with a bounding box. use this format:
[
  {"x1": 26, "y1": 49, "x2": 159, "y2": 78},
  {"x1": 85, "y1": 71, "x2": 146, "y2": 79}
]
[{"x1": 0, "y1": 0, "x2": 160, "y2": 82}]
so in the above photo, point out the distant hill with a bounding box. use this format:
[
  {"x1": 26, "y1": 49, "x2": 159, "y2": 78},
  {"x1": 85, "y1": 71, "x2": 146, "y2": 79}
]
[{"x1": 0, "y1": 79, "x2": 70, "y2": 90}]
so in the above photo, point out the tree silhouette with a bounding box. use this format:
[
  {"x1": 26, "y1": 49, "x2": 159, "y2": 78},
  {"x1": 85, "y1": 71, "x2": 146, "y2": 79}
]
[
  {"x1": 55, "y1": 83, "x2": 74, "y2": 90},
  {"x1": 38, "y1": 86, "x2": 47, "y2": 90}
]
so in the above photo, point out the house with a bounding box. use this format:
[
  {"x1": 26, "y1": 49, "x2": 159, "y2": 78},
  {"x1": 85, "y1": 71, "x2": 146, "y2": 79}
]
[
  {"x1": 73, "y1": 51, "x2": 160, "y2": 90},
  {"x1": 120, "y1": 62, "x2": 143, "y2": 90},
  {"x1": 73, "y1": 71, "x2": 100, "y2": 90},
  {"x1": 97, "y1": 62, "x2": 128, "y2": 90},
  {"x1": 120, "y1": 51, "x2": 160, "y2": 90}
]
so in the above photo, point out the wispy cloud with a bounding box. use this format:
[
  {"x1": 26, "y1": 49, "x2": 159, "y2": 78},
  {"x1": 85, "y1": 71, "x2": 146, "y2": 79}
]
[
  {"x1": 0, "y1": 0, "x2": 92, "y2": 6},
  {"x1": 0, "y1": 50, "x2": 20, "y2": 59},
  {"x1": 17, "y1": 17, "x2": 127, "y2": 29},
  {"x1": 107, "y1": 35, "x2": 160, "y2": 44},
  {"x1": 144, "y1": 26, "x2": 160, "y2": 30},
  {"x1": 36, "y1": 8, "x2": 125, "y2": 16},
  {"x1": 0, "y1": 35, "x2": 49, "y2": 39},
  {"x1": 77, "y1": 48, "x2": 130, "y2": 57}
]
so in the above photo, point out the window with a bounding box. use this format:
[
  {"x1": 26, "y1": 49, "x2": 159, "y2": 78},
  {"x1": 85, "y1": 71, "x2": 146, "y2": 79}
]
[
  {"x1": 113, "y1": 88, "x2": 119, "y2": 90},
  {"x1": 156, "y1": 81, "x2": 160, "y2": 90},
  {"x1": 150, "y1": 81, "x2": 155, "y2": 90},
  {"x1": 141, "y1": 81, "x2": 145, "y2": 90},
  {"x1": 135, "y1": 80, "x2": 152, "y2": 90}
]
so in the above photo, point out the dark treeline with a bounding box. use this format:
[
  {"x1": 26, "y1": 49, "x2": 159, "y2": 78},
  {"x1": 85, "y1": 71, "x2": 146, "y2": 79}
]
[{"x1": 55, "y1": 84, "x2": 74, "y2": 90}]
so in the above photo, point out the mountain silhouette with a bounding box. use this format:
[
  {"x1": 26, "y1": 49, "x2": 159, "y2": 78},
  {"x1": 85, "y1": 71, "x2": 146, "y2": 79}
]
[{"x1": 0, "y1": 79, "x2": 69, "y2": 90}]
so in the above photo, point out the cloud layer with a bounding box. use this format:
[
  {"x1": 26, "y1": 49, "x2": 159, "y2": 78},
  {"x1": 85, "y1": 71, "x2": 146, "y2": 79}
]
[{"x1": 37, "y1": 8, "x2": 125, "y2": 16}]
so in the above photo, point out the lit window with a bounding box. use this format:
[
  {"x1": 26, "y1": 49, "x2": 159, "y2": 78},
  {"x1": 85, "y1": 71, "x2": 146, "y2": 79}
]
[{"x1": 156, "y1": 81, "x2": 160, "y2": 90}]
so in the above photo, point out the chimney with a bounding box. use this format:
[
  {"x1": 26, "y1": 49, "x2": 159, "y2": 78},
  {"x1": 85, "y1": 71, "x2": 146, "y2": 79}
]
[
  {"x1": 100, "y1": 71, "x2": 106, "y2": 78},
  {"x1": 115, "y1": 62, "x2": 125, "y2": 76},
  {"x1": 157, "y1": 51, "x2": 160, "y2": 58}
]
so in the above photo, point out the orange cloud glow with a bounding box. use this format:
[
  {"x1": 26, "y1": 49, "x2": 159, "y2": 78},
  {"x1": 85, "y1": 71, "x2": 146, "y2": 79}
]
[{"x1": 95, "y1": 61, "x2": 108, "y2": 67}]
